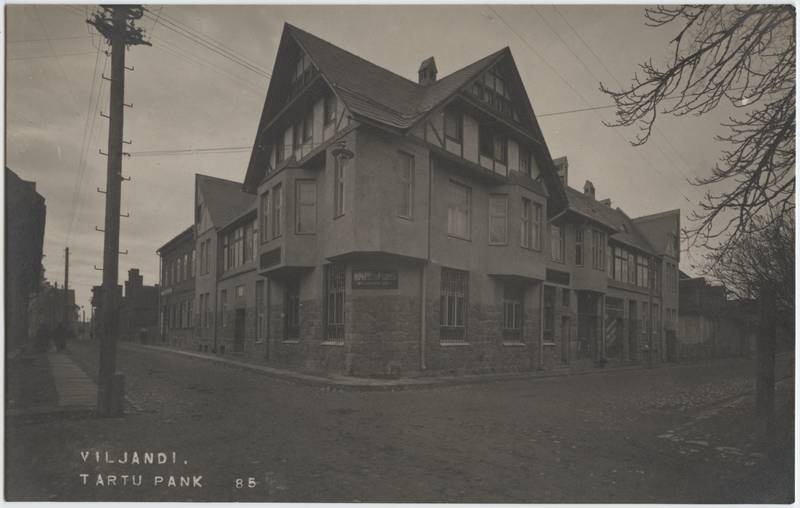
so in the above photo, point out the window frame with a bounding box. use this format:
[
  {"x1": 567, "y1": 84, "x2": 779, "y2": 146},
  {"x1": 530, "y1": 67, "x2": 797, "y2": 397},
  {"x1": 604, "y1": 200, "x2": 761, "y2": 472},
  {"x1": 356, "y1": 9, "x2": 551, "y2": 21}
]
[
  {"x1": 447, "y1": 180, "x2": 472, "y2": 241},
  {"x1": 295, "y1": 179, "x2": 317, "y2": 234},
  {"x1": 444, "y1": 110, "x2": 463, "y2": 143},
  {"x1": 488, "y1": 194, "x2": 508, "y2": 245},
  {"x1": 334, "y1": 156, "x2": 346, "y2": 218},
  {"x1": 272, "y1": 183, "x2": 283, "y2": 239},
  {"x1": 324, "y1": 93, "x2": 337, "y2": 126},
  {"x1": 440, "y1": 267, "x2": 468, "y2": 344},
  {"x1": 575, "y1": 228, "x2": 584, "y2": 266}
]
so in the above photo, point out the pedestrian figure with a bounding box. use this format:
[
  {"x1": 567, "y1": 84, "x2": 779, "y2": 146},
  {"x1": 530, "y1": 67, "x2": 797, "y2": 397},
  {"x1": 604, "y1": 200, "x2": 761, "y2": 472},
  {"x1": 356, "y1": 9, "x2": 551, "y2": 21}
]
[
  {"x1": 34, "y1": 323, "x2": 50, "y2": 353},
  {"x1": 53, "y1": 323, "x2": 66, "y2": 352}
]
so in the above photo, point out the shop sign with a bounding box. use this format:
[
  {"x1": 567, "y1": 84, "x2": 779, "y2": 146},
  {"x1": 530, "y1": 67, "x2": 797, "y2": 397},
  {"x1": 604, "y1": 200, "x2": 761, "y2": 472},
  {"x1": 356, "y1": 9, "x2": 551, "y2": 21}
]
[{"x1": 352, "y1": 269, "x2": 398, "y2": 289}]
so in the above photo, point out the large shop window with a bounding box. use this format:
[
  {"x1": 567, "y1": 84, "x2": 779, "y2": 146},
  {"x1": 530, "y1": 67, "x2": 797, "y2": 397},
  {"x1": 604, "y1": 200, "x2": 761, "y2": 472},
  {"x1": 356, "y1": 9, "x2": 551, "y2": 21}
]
[
  {"x1": 324, "y1": 264, "x2": 345, "y2": 344},
  {"x1": 440, "y1": 268, "x2": 468, "y2": 343}
]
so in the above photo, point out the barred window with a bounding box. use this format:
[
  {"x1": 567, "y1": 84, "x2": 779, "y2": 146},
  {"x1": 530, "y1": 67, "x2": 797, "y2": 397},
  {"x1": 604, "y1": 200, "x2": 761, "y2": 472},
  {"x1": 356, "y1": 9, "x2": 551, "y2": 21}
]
[
  {"x1": 440, "y1": 268, "x2": 468, "y2": 343},
  {"x1": 324, "y1": 264, "x2": 345, "y2": 344},
  {"x1": 285, "y1": 279, "x2": 300, "y2": 340},
  {"x1": 503, "y1": 285, "x2": 523, "y2": 342}
]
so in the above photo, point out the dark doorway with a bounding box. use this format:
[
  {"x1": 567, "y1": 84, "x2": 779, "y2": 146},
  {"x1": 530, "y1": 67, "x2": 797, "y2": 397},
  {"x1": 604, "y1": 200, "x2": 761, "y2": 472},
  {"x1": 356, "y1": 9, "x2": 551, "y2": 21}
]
[
  {"x1": 234, "y1": 309, "x2": 246, "y2": 353},
  {"x1": 628, "y1": 300, "x2": 638, "y2": 362},
  {"x1": 560, "y1": 316, "x2": 570, "y2": 364}
]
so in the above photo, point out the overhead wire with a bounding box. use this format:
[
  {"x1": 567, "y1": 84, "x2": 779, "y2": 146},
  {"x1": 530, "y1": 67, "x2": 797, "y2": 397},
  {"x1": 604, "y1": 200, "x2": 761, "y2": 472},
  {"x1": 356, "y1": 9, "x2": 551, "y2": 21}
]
[{"x1": 488, "y1": 6, "x2": 692, "y2": 204}]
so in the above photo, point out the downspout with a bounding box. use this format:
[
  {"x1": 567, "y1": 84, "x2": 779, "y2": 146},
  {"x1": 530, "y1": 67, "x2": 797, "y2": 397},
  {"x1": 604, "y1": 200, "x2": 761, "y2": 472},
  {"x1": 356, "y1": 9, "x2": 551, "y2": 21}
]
[
  {"x1": 265, "y1": 276, "x2": 271, "y2": 361},
  {"x1": 539, "y1": 283, "x2": 545, "y2": 370},
  {"x1": 420, "y1": 152, "x2": 434, "y2": 372}
]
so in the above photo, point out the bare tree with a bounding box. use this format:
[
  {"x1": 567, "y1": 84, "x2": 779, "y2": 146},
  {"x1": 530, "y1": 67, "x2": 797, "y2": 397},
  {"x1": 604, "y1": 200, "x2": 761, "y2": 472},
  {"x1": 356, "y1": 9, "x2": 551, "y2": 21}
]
[
  {"x1": 706, "y1": 212, "x2": 794, "y2": 321},
  {"x1": 601, "y1": 5, "x2": 795, "y2": 252}
]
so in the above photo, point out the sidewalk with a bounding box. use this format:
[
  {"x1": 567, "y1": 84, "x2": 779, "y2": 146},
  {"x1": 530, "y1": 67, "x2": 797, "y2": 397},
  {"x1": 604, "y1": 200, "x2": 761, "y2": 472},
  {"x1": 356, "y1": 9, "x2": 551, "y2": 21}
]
[
  {"x1": 123, "y1": 342, "x2": 707, "y2": 391},
  {"x1": 6, "y1": 351, "x2": 97, "y2": 421}
]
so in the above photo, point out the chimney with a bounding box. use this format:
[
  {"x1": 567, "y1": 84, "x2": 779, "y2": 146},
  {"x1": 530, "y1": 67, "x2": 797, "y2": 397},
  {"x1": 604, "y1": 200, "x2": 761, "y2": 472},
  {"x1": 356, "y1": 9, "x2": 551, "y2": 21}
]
[
  {"x1": 599, "y1": 198, "x2": 611, "y2": 207},
  {"x1": 554, "y1": 156, "x2": 568, "y2": 186},
  {"x1": 583, "y1": 180, "x2": 595, "y2": 199},
  {"x1": 418, "y1": 56, "x2": 437, "y2": 86}
]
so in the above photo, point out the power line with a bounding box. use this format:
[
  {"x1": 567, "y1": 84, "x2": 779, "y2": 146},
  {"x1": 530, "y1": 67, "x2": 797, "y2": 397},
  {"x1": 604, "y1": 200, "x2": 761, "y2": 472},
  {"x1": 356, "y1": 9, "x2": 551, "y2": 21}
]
[
  {"x1": 66, "y1": 49, "x2": 109, "y2": 245},
  {"x1": 141, "y1": 8, "x2": 271, "y2": 79},
  {"x1": 8, "y1": 51, "x2": 97, "y2": 61},
  {"x1": 488, "y1": 6, "x2": 693, "y2": 205},
  {"x1": 8, "y1": 35, "x2": 93, "y2": 43},
  {"x1": 550, "y1": 6, "x2": 695, "y2": 182}
]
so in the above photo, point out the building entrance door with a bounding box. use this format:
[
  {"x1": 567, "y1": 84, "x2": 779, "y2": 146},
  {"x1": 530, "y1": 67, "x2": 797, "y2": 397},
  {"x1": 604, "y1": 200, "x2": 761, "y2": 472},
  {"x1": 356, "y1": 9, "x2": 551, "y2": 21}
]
[
  {"x1": 234, "y1": 309, "x2": 245, "y2": 352},
  {"x1": 628, "y1": 300, "x2": 638, "y2": 362},
  {"x1": 560, "y1": 316, "x2": 570, "y2": 364}
]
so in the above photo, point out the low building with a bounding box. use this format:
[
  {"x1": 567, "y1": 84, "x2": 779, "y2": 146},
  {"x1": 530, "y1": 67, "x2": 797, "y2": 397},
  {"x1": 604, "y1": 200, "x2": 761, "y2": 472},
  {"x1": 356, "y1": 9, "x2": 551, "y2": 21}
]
[
  {"x1": 28, "y1": 282, "x2": 77, "y2": 338},
  {"x1": 157, "y1": 226, "x2": 195, "y2": 348},
  {"x1": 118, "y1": 268, "x2": 159, "y2": 343},
  {"x1": 5, "y1": 168, "x2": 46, "y2": 354}
]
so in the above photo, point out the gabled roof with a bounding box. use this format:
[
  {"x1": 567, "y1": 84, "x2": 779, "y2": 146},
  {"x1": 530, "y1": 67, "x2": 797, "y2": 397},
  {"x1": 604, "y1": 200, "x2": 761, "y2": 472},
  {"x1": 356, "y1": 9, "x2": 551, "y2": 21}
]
[
  {"x1": 245, "y1": 24, "x2": 567, "y2": 212},
  {"x1": 157, "y1": 225, "x2": 194, "y2": 254},
  {"x1": 197, "y1": 174, "x2": 256, "y2": 229},
  {"x1": 565, "y1": 187, "x2": 656, "y2": 255},
  {"x1": 287, "y1": 24, "x2": 508, "y2": 129}
]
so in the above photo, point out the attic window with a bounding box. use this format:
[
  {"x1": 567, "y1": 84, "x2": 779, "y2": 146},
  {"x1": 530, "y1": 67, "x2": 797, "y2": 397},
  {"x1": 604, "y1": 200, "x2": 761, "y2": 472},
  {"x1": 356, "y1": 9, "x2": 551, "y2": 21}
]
[
  {"x1": 289, "y1": 52, "x2": 316, "y2": 99},
  {"x1": 470, "y1": 68, "x2": 520, "y2": 123}
]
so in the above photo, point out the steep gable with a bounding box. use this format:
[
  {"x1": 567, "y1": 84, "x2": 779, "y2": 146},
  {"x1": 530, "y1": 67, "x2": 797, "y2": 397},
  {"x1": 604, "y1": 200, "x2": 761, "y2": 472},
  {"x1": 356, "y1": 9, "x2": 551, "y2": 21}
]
[{"x1": 196, "y1": 174, "x2": 256, "y2": 231}]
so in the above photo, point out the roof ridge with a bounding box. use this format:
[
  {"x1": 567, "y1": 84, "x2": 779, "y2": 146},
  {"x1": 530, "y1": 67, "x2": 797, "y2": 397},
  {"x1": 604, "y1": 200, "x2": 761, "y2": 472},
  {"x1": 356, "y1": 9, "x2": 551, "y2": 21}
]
[
  {"x1": 287, "y1": 23, "x2": 420, "y2": 88},
  {"x1": 196, "y1": 173, "x2": 243, "y2": 186},
  {"x1": 632, "y1": 209, "x2": 681, "y2": 222}
]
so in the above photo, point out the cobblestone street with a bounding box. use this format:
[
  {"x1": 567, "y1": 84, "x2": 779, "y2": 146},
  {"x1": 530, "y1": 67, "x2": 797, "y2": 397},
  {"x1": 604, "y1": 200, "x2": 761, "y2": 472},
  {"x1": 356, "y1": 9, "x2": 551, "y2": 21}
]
[{"x1": 5, "y1": 341, "x2": 793, "y2": 502}]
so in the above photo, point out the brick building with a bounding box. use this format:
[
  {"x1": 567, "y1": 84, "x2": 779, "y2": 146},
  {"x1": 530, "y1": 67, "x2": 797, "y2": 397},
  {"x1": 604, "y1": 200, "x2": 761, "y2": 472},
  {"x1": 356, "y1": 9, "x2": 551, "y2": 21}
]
[
  {"x1": 118, "y1": 268, "x2": 159, "y2": 343},
  {"x1": 160, "y1": 24, "x2": 681, "y2": 377}
]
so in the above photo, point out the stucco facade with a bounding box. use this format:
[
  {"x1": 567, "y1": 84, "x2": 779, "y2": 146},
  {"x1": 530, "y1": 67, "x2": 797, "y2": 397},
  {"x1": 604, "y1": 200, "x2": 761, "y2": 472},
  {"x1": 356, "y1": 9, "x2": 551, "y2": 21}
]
[{"x1": 157, "y1": 24, "x2": 681, "y2": 378}]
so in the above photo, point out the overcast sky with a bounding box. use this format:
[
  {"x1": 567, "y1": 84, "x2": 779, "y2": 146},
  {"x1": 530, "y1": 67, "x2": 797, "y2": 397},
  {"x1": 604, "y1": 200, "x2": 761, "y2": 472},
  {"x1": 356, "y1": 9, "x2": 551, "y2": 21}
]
[{"x1": 7, "y1": 4, "x2": 740, "y2": 311}]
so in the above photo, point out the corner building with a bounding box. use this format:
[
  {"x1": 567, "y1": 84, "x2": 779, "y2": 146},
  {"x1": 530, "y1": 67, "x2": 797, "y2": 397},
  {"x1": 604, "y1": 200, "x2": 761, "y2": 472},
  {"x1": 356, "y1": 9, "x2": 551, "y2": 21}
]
[{"x1": 165, "y1": 24, "x2": 681, "y2": 377}]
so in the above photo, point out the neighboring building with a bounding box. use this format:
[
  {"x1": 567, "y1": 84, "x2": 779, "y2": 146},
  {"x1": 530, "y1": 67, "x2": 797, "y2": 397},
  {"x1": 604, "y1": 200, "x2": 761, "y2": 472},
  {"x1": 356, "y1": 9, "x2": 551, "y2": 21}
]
[
  {"x1": 28, "y1": 282, "x2": 77, "y2": 337},
  {"x1": 677, "y1": 273, "x2": 759, "y2": 360},
  {"x1": 160, "y1": 24, "x2": 682, "y2": 377},
  {"x1": 157, "y1": 226, "x2": 195, "y2": 348},
  {"x1": 5, "y1": 168, "x2": 46, "y2": 354},
  {"x1": 118, "y1": 268, "x2": 159, "y2": 343}
]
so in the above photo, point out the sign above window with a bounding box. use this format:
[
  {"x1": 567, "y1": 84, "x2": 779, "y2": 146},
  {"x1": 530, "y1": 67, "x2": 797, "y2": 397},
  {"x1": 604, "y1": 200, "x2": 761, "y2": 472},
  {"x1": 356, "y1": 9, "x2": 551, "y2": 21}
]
[{"x1": 352, "y1": 269, "x2": 399, "y2": 289}]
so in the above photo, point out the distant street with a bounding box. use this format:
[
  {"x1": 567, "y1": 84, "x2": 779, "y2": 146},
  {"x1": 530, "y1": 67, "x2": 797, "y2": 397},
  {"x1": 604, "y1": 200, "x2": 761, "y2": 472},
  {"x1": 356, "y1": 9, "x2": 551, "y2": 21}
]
[{"x1": 6, "y1": 341, "x2": 793, "y2": 502}]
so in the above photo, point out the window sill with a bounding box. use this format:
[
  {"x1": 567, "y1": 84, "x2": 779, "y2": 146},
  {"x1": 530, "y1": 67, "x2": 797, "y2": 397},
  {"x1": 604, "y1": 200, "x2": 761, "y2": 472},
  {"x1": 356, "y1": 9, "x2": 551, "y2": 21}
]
[
  {"x1": 502, "y1": 342, "x2": 526, "y2": 347},
  {"x1": 489, "y1": 241, "x2": 508, "y2": 246},
  {"x1": 282, "y1": 340, "x2": 300, "y2": 344},
  {"x1": 447, "y1": 233, "x2": 471, "y2": 242},
  {"x1": 397, "y1": 214, "x2": 413, "y2": 221},
  {"x1": 439, "y1": 341, "x2": 470, "y2": 347},
  {"x1": 542, "y1": 342, "x2": 556, "y2": 347},
  {"x1": 320, "y1": 340, "x2": 344, "y2": 346}
]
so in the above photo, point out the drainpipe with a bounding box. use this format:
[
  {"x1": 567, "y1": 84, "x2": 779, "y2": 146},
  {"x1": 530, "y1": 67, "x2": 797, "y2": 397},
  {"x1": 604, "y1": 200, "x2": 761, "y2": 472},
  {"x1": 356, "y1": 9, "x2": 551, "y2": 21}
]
[
  {"x1": 420, "y1": 152, "x2": 434, "y2": 372},
  {"x1": 539, "y1": 283, "x2": 545, "y2": 369},
  {"x1": 265, "y1": 276, "x2": 271, "y2": 361}
]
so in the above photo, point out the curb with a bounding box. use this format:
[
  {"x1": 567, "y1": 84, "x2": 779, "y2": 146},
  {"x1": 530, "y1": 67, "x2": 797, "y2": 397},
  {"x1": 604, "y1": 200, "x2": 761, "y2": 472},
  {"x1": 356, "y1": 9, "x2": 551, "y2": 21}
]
[{"x1": 119, "y1": 343, "x2": 730, "y2": 392}]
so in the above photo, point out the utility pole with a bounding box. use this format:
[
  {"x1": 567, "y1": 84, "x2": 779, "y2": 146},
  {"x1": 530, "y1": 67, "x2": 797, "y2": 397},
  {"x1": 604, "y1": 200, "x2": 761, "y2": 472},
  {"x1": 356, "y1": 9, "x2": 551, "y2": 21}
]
[
  {"x1": 88, "y1": 5, "x2": 150, "y2": 417},
  {"x1": 64, "y1": 247, "x2": 69, "y2": 326}
]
